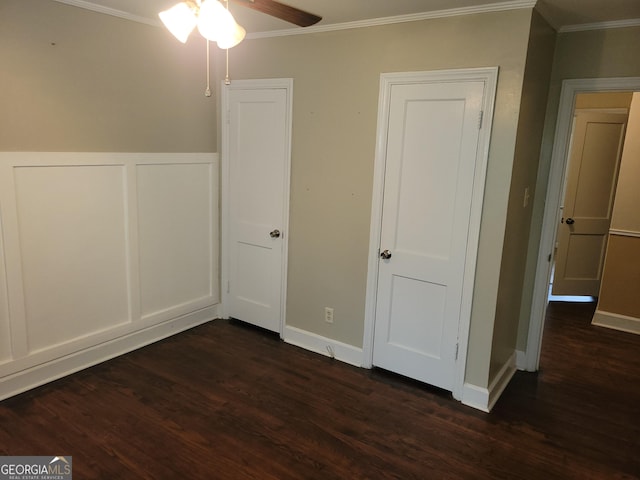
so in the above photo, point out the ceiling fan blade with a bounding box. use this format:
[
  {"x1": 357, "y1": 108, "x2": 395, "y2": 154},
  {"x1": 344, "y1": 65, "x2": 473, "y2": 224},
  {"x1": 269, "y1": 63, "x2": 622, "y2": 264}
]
[{"x1": 231, "y1": 0, "x2": 322, "y2": 27}]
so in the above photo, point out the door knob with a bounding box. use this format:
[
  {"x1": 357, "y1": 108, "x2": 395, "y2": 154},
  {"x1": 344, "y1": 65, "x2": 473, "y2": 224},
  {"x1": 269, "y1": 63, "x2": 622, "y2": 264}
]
[
  {"x1": 380, "y1": 249, "x2": 392, "y2": 260},
  {"x1": 270, "y1": 229, "x2": 281, "y2": 238},
  {"x1": 565, "y1": 218, "x2": 575, "y2": 225}
]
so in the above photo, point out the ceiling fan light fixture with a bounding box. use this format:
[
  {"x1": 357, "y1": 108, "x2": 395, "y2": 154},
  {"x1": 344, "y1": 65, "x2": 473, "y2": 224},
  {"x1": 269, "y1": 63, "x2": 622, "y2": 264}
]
[
  {"x1": 216, "y1": 20, "x2": 246, "y2": 49},
  {"x1": 159, "y1": 2, "x2": 197, "y2": 43},
  {"x1": 196, "y1": 0, "x2": 234, "y2": 42}
]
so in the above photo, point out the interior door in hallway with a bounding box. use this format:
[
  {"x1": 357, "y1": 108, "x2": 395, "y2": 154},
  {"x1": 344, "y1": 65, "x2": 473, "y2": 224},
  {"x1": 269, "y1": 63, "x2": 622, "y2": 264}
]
[
  {"x1": 373, "y1": 78, "x2": 487, "y2": 392},
  {"x1": 224, "y1": 80, "x2": 292, "y2": 333},
  {"x1": 552, "y1": 111, "x2": 627, "y2": 296}
]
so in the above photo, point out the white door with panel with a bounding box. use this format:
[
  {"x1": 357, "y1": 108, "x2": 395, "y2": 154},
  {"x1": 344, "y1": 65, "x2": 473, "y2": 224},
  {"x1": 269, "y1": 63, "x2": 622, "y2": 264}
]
[
  {"x1": 373, "y1": 78, "x2": 487, "y2": 391},
  {"x1": 224, "y1": 81, "x2": 292, "y2": 333},
  {"x1": 552, "y1": 111, "x2": 627, "y2": 296}
]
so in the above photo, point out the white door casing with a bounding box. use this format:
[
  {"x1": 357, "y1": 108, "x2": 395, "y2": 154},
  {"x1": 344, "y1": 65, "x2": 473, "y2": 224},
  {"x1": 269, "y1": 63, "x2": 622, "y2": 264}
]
[
  {"x1": 364, "y1": 68, "x2": 498, "y2": 400},
  {"x1": 552, "y1": 111, "x2": 627, "y2": 296},
  {"x1": 221, "y1": 79, "x2": 293, "y2": 335}
]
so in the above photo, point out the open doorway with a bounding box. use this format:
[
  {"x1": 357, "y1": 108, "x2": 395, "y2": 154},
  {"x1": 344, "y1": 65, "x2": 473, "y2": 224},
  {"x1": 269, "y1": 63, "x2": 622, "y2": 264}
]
[
  {"x1": 549, "y1": 92, "x2": 631, "y2": 303},
  {"x1": 526, "y1": 77, "x2": 640, "y2": 372}
]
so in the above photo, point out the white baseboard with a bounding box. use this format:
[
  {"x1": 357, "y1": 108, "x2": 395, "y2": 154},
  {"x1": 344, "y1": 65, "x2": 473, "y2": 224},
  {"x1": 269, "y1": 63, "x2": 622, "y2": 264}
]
[
  {"x1": 0, "y1": 305, "x2": 219, "y2": 401},
  {"x1": 592, "y1": 310, "x2": 640, "y2": 335},
  {"x1": 462, "y1": 352, "x2": 516, "y2": 412},
  {"x1": 283, "y1": 325, "x2": 364, "y2": 367},
  {"x1": 515, "y1": 349, "x2": 527, "y2": 370},
  {"x1": 461, "y1": 382, "x2": 491, "y2": 412}
]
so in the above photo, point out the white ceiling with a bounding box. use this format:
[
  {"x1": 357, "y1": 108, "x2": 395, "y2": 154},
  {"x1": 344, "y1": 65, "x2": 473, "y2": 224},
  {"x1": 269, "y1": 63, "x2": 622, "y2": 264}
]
[{"x1": 52, "y1": 0, "x2": 640, "y2": 33}]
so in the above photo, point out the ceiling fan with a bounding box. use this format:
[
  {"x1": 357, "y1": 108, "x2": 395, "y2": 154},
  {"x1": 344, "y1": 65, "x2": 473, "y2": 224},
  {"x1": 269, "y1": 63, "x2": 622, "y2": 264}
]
[
  {"x1": 231, "y1": 0, "x2": 322, "y2": 28},
  {"x1": 159, "y1": 0, "x2": 321, "y2": 47},
  {"x1": 159, "y1": 0, "x2": 320, "y2": 95}
]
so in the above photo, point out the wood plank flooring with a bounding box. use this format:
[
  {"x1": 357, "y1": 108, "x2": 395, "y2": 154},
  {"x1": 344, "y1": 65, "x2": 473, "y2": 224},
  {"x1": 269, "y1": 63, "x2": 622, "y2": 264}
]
[{"x1": 1, "y1": 302, "x2": 639, "y2": 479}]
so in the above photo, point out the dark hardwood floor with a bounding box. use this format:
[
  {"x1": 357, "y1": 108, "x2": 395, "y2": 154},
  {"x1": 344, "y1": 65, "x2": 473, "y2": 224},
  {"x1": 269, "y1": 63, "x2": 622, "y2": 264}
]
[{"x1": 1, "y1": 302, "x2": 639, "y2": 479}]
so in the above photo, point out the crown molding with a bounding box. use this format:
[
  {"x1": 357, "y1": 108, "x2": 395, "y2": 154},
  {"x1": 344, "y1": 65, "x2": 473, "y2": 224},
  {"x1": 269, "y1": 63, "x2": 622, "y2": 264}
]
[
  {"x1": 50, "y1": 0, "x2": 536, "y2": 37},
  {"x1": 247, "y1": 0, "x2": 537, "y2": 39},
  {"x1": 46, "y1": 1, "x2": 640, "y2": 37},
  {"x1": 51, "y1": 0, "x2": 162, "y2": 27},
  {"x1": 559, "y1": 18, "x2": 640, "y2": 33}
]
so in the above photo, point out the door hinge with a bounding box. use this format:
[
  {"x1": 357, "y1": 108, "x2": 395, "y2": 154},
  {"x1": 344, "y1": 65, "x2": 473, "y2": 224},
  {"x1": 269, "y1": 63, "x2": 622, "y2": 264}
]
[
  {"x1": 227, "y1": 280, "x2": 231, "y2": 294},
  {"x1": 455, "y1": 342, "x2": 459, "y2": 360},
  {"x1": 478, "y1": 110, "x2": 484, "y2": 130},
  {"x1": 548, "y1": 253, "x2": 552, "y2": 262}
]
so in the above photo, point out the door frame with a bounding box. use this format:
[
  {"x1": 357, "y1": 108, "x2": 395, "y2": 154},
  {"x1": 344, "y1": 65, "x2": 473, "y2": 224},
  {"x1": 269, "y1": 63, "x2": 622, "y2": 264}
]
[
  {"x1": 363, "y1": 67, "x2": 498, "y2": 401},
  {"x1": 220, "y1": 78, "x2": 293, "y2": 337},
  {"x1": 525, "y1": 76, "x2": 640, "y2": 371}
]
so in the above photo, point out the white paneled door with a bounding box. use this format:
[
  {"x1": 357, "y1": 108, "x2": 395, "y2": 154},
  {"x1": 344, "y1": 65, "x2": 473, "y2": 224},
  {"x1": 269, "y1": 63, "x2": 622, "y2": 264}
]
[
  {"x1": 372, "y1": 73, "x2": 491, "y2": 392},
  {"x1": 223, "y1": 80, "x2": 292, "y2": 334},
  {"x1": 552, "y1": 111, "x2": 628, "y2": 296}
]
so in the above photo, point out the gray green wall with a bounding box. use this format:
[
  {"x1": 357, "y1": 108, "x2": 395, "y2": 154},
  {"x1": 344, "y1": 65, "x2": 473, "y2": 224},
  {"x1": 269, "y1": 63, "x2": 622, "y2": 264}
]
[
  {"x1": 489, "y1": 10, "x2": 556, "y2": 382},
  {"x1": 219, "y1": 9, "x2": 535, "y2": 387},
  {"x1": 0, "y1": 0, "x2": 216, "y2": 152}
]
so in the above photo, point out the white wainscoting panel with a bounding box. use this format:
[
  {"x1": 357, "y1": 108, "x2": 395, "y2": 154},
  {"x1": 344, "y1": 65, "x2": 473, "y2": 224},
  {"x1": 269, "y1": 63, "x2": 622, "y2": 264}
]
[
  {"x1": 0, "y1": 210, "x2": 10, "y2": 363},
  {"x1": 14, "y1": 165, "x2": 131, "y2": 353},
  {"x1": 0, "y1": 152, "x2": 219, "y2": 399},
  {"x1": 137, "y1": 162, "x2": 217, "y2": 320}
]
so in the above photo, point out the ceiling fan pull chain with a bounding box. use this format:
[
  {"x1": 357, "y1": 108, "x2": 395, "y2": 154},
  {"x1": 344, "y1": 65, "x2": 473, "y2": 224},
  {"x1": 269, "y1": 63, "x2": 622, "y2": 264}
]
[
  {"x1": 205, "y1": 39, "x2": 212, "y2": 97},
  {"x1": 224, "y1": 0, "x2": 231, "y2": 85},
  {"x1": 225, "y1": 48, "x2": 231, "y2": 85}
]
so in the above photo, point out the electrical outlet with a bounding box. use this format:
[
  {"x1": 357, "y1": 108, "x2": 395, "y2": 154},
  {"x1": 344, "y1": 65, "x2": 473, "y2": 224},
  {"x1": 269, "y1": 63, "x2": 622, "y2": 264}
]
[{"x1": 324, "y1": 307, "x2": 334, "y2": 324}]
